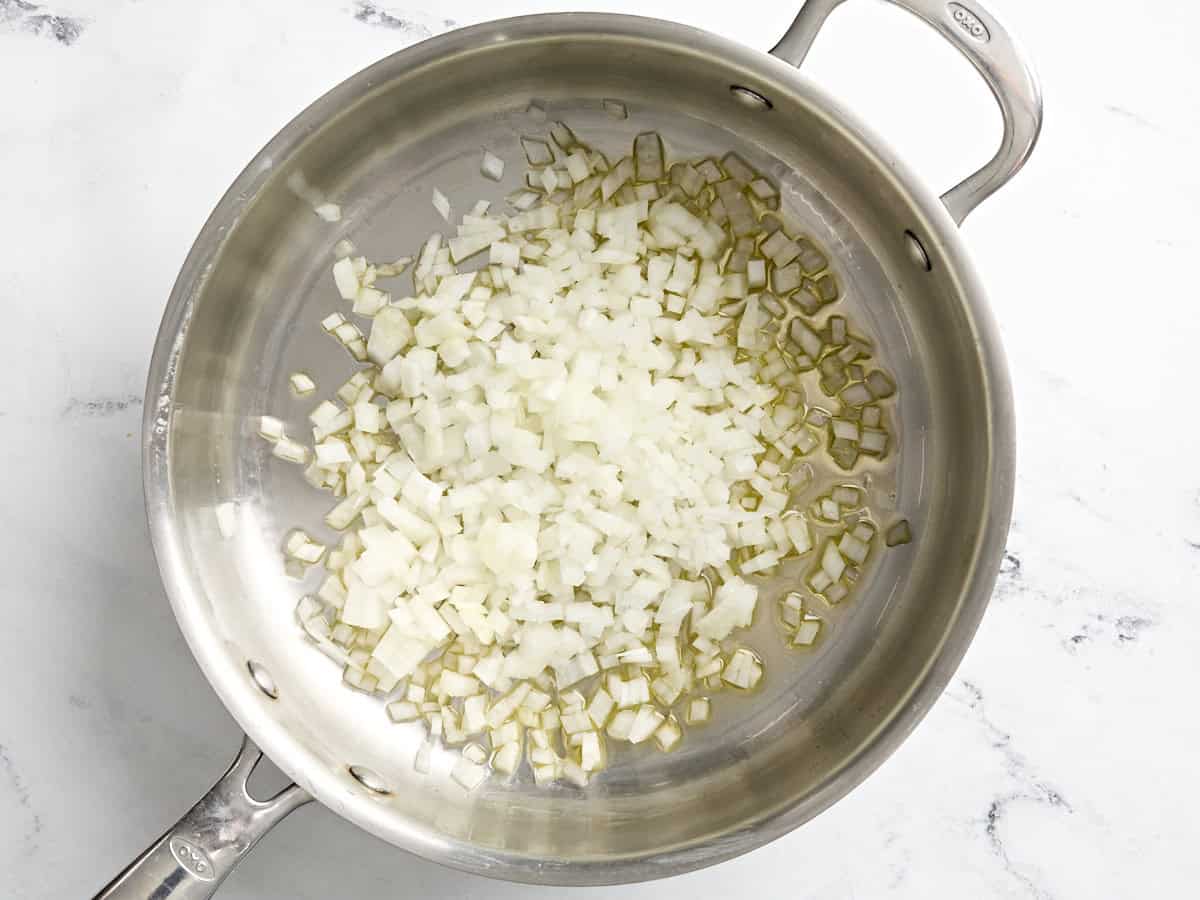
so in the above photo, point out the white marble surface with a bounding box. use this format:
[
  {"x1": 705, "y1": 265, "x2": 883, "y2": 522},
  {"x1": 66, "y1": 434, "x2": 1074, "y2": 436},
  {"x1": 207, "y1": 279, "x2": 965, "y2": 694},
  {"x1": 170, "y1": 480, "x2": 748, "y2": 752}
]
[{"x1": 1, "y1": 0, "x2": 1197, "y2": 897}]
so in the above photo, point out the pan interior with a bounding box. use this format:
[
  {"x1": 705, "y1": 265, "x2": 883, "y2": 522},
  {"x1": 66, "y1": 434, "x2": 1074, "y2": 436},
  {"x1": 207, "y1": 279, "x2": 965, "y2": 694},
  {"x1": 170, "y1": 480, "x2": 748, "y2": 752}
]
[{"x1": 149, "y1": 17, "x2": 1006, "y2": 883}]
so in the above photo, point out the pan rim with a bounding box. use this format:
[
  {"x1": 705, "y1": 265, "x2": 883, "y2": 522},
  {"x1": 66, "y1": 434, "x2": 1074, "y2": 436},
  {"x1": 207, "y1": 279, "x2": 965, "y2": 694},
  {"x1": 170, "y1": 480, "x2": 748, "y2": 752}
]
[{"x1": 141, "y1": 11, "x2": 1015, "y2": 885}]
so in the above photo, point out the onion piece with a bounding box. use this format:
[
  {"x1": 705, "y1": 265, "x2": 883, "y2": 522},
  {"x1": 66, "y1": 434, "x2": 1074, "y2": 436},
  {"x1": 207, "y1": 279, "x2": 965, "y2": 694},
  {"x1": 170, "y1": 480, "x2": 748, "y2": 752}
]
[
  {"x1": 721, "y1": 648, "x2": 762, "y2": 689},
  {"x1": 332, "y1": 258, "x2": 359, "y2": 300},
  {"x1": 866, "y1": 370, "x2": 896, "y2": 398},
  {"x1": 886, "y1": 519, "x2": 912, "y2": 547},
  {"x1": 746, "y1": 258, "x2": 767, "y2": 289},
  {"x1": 654, "y1": 717, "x2": 682, "y2": 751},
  {"x1": 792, "y1": 616, "x2": 822, "y2": 647},
  {"x1": 772, "y1": 261, "x2": 802, "y2": 295},
  {"x1": 602, "y1": 98, "x2": 628, "y2": 119},
  {"x1": 492, "y1": 742, "x2": 521, "y2": 774},
  {"x1": 549, "y1": 121, "x2": 578, "y2": 151},
  {"x1": 272, "y1": 437, "x2": 308, "y2": 464},
  {"x1": 289, "y1": 372, "x2": 317, "y2": 395},
  {"x1": 521, "y1": 137, "x2": 554, "y2": 166},
  {"x1": 820, "y1": 541, "x2": 847, "y2": 581},
  {"x1": 314, "y1": 202, "x2": 342, "y2": 222},
  {"x1": 387, "y1": 700, "x2": 420, "y2": 722},
  {"x1": 782, "y1": 512, "x2": 812, "y2": 556},
  {"x1": 431, "y1": 188, "x2": 452, "y2": 222},
  {"x1": 480, "y1": 150, "x2": 505, "y2": 182},
  {"x1": 633, "y1": 132, "x2": 665, "y2": 182},
  {"x1": 860, "y1": 429, "x2": 888, "y2": 455},
  {"x1": 627, "y1": 706, "x2": 664, "y2": 744},
  {"x1": 258, "y1": 415, "x2": 285, "y2": 442}
]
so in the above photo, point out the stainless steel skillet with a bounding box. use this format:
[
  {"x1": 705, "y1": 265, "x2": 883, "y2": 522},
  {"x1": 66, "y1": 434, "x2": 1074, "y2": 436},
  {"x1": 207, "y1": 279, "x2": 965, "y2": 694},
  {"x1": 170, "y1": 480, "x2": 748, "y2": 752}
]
[{"x1": 98, "y1": 1, "x2": 1040, "y2": 895}]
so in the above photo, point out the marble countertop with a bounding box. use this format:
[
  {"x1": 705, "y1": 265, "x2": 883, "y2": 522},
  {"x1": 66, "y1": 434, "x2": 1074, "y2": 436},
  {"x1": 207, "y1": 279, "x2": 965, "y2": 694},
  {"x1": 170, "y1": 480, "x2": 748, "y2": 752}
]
[{"x1": 1, "y1": 0, "x2": 1196, "y2": 897}]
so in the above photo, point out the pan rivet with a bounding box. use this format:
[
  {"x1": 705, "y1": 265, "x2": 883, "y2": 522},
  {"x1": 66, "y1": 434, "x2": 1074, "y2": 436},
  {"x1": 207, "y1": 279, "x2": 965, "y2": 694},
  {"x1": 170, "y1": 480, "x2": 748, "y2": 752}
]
[
  {"x1": 729, "y1": 86, "x2": 772, "y2": 111},
  {"x1": 349, "y1": 765, "x2": 391, "y2": 795},
  {"x1": 246, "y1": 660, "x2": 278, "y2": 699},
  {"x1": 904, "y1": 230, "x2": 932, "y2": 271}
]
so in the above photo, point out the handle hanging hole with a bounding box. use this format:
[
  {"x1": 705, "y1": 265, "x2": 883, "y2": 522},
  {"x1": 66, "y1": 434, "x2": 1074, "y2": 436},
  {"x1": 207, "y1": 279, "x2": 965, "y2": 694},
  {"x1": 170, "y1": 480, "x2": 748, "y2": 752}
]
[
  {"x1": 730, "y1": 86, "x2": 772, "y2": 110},
  {"x1": 349, "y1": 765, "x2": 391, "y2": 795},
  {"x1": 904, "y1": 230, "x2": 932, "y2": 271},
  {"x1": 247, "y1": 660, "x2": 278, "y2": 699}
]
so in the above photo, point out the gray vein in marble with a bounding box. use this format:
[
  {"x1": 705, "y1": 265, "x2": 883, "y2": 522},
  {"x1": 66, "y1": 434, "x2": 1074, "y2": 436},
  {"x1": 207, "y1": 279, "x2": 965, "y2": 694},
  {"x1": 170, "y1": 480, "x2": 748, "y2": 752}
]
[
  {"x1": 0, "y1": 743, "x2": 42, "y2": 854},
  {"x1": 351, "y1": 1, "x2": 432, "y2": 37},
  {"x1": 0, "y1": 0, "x2": 85, "y2": 45},
  {"x1": 991, "y1": 548, "x2": 1024, "y2": 603},
  {"x1": 61, "y1": 394, "x2": 142, "y2": 418},
  {"x1": 1186, "y1": 490, "x2": 1200, "y2": 549},
  {"x1": 993, "y1": 542, "x2": 1158, "y2": 655},
  {"x1": 953, "y1": 680, "x2": 1071, "y2": 899},
  {"x1": 1065, "y1": 610, "x2": 1154, "y2": 652},
  {"x1": 0, "y1": 0, "x2": 35, "y2": 20},
  {"x1": 1065, "y1": 490, "x2": 1117, "y2": 526},
  {"x1": 881, "y1": 830, "x2": 911, "y2": 890},
  {"x1": 1103, "y1": 103, "x2": 1162, "y2": 133}
]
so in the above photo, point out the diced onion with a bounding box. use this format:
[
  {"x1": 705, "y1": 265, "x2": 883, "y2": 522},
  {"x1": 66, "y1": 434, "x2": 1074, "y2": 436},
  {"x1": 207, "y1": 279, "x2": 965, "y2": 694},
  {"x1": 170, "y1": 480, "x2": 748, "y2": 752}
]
[
  {"x1": 602, "y1": 99, "x2": 628, "y2": 119},
  {"x1": 492, "y1": 742, "x2": 521, "y2": 774},
  {"x1": 654, "y1": 717, "x2": 682, "y2": 751},
  {"x1": 258, "y1": 415, "x2": 285, "y2": 442},
  {"x1": 521, "y1": 137, "x2": 554, "y2": 166},
  {"x1": 272, "y1": 436, "x2": 308, "y2": 464},
  {"x1": 792, "y1": 616, "x2": 822, "y2": 647},
  {"x1": 432, "y1": 188, "x2": 451, "y2": 221},
  {"x1": 721, "y1": 648, "x2": 762, "y2": 689},
  {"x1": 265, "y1": 122, "x2": 904, "y2": 792},
  {"x1": 480, "y1": 150, "x2": 505, "y2": 182},
  {"x1": 314, "y1": 202, "x2": 341, "y2": 222},
  {"x1": 886, "y1": 519, "x2": 912, "y2": 547},
  {"x1": 289, "y1": 372, "x2": 316, "y2": 395}
]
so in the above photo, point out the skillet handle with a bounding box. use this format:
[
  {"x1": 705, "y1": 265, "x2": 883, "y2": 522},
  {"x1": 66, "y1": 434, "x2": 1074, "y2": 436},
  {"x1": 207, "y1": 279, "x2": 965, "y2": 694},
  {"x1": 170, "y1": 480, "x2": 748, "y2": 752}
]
[
  {"x1": 770, "y1": 0, "x2": 1042, "y2": 224},
  {"x1": 93, "y1": 736, "x2": 311, "y2": 900}
]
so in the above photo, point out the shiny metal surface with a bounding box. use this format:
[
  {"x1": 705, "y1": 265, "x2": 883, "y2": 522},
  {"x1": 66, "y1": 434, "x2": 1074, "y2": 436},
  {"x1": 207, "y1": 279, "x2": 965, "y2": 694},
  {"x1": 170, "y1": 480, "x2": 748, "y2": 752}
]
[
  {"x1": 123, "y1": 2, "x2": 1036, "y2": 891},
  {"x1": 771, "y1": 0, "x2": 1042, "y2": 223},
  {"x1": 95, "y1": 739, "x2": 310, "y2": 899}
]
